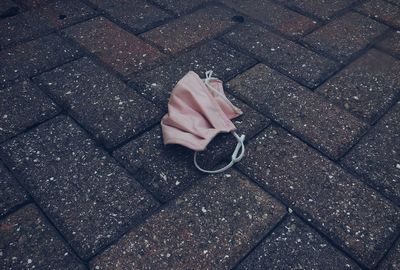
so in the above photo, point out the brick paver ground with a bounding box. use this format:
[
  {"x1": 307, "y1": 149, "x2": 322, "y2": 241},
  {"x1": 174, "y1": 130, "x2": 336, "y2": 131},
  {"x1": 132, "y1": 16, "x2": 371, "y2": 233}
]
[{"x1": 0, "y1": 0, "x2": 399, "y2": 269}]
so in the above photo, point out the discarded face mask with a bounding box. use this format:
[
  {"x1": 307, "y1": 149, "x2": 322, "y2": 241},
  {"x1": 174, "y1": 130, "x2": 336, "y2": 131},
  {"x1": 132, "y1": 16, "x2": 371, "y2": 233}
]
[{"x1": 161, "y1": 70, "x2": 245, "y2": 174}]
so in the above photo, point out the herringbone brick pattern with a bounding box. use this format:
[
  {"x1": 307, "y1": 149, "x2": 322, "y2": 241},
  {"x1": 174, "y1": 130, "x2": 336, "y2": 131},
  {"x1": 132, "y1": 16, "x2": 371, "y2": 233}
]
[{"x1": 0, "y1": 0, "x2": 399, "y2": 269}]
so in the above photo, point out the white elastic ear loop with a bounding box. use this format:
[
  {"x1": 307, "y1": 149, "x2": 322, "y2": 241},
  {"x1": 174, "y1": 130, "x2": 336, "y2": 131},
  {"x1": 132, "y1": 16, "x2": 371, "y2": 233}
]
[
  {"x1": 194, "y1": 132, "x2": 245, "y2": 174},
  {"x1": 203, "y1": 70, "x2": 241, "y2": 114}
]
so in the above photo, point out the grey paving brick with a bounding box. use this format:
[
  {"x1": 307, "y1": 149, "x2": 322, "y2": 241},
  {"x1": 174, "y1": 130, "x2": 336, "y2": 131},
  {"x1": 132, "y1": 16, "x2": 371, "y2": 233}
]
[
  {"x1": 237, "y1": 125, "x2": 400, "y2": 268},
  {"x1": 37, "y1": 0, "x2": 97, "y2": 29},
  {"x1": 227, "y1": 64, "x2": 368, "y2": 160},
  {"x1": 14, "y1": 0, "x2": 51, "y2": 9},
  {"x1": 113, "y1": 126, "x2": 201, "y2": 203},
  {"x1": 0, "y1": 80, "x2": 59, "y2": 142},
  {"x1": 221, "y1": 0, "x2": 317, "y2": 37},
  {"x1": 237, "y1": 215, "x2": 361, "y2": 270},
  {"x1": 221, "y1": 23, "x2": 338, "y2": 88},
  {"x1": 378, "y1": 238, "x2": 400, "y2": 269},
  {"x1": 316, "y1": 49, "x2": 400, "y2": 124},
  {"x1": 0, "y1": 204, "x2": 85, "y2": 270},
  {"x1": 64, "y1": 16, "x2": 164, "y2": 77},
  {"x1": 90, "y1": 170, "x2": 286, "y2": 270},
  {"x1": 376, "y1": 30, "x2": 400, "y2": 58},
  {"x1": 0, "y1": 116, "x2": 159, "y2": 259},
  {"x1": 302, "y1": 12, "x2": 388, "y2": 61},
  {"x1": 129, "y1": 39, "x2": 256, "y2": 109},
  {"x1": 88, "y1": 0, "x2": 171, "y2": 33},
  {"x1": 151, "y1": 0, "x2": 211, "y2": 15},
  {"x1": 277, "y1": 0, "x2": 356, "y2": 20},
  {"x1": 113, "y1": 95, "x2": 269, "y2": 202},
  {"x1": 33, "y1": 57, "x2": 162, "y2": 148},
  {"x1": 0, "y1": 0, "x2": 21, "y2": 19},
  {"x1": 356, "y1": 0, "x2": 400, "y2": 28},
  {"x1": 0, "y1": 34, "x2": 82, "y2": 88},
  {"x1": 0, "y1": 9, "x2": 53, "y2": 48},
  {"x1": 341, "y1": 103, "x2": 400, "y2": 206},
  {"x1": 0, "y1": 162, "x2": 28, "y2": 217},
  {"x1": 140, "y1": 5, "x2": 236, "y2": 54}
]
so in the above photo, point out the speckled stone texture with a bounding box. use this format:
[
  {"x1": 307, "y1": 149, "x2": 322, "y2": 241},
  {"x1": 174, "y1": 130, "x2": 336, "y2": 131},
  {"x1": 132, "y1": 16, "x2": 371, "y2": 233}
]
[
  {"x1": 151, "y1": 0, "x2": 211, "y2": 15},
  {"x1": 316, "y1": 49, "x2": 400, "y2": 124},
  {"x1": 0, "y1": 116, "x2": 159, "y2": 259},
  {"x1": 64, "y1": 16, "x2": 164, "y2": 77},
  {"x1": 33, "y1": 57, "x2": 162, "y2": 148},
  {"x1": 237, "y1": 126, "x2": 400, "y2": 268},
  {"x1": 221, "y1": 23, "x2": 338, "y2": 88},
  {"x1": 129, "y1": 40, "x2": 256, "y2": 109},
  {"x1": 140, "y1": 5, "x2": 236, "y2": 54},
  {"x1": 341, "y1": 103, "x2": 400, "y2": 206},
  {"x1": 376, "y1": 30, "x2": 400, "y2": 58},
  {"x1": 0, "y1": 0, "x2": 20, "y2": 18},
  {"x1": 14, "y1": 0, "x2": 51, "y2": 9},
  {"x1": 221, "y1": 0, "x2": 316, "y2": 37},
  {"x1": 378, "y1": 238, "x2": 400, "y2": 269},
  {"x1": 277, "y1": 0, "x2": 356, "y2": 20},
  {"x1": 113, "y1": 95, "x2": 269, "y2": 202},
  {"x1": 0, "y1": 8, "x2": 52, "y2": 48},
  {"x1": 356, "y1": 0, "x2": 400, "y2": 28},
  {"x1": 0, "y1": 204, "x2": 85, "y2": 270},
  {"x1": 113, "y1": 126, "x2": 201, "y2": 203},
  {"x1": 88, "y1": 0, "x2": 171, "y2": 33},
  {"x1": 37, "y1": 0, "x2": 97, "y2": 29},
  {"x1": 90, "y1": 170, "x2": 286, "y2": 270},
  {"x1": 0, "y1": 162, "x2": 28, "y2": 217},
  {"x1": 237, "y1": 215, "x2": 361, "y2": 270},
  {"x1": 0, "y1": 80, "x2": 60, "y2": 142},
  {"x1": 0, "y1": 34, "x2": 81, "y2": 88},
  {"x1": 302, "y1": 12, "x2": 388, "y2": 61},
  {"x1": 227, "y1": 64, "x2": 368, "y2": 160}
]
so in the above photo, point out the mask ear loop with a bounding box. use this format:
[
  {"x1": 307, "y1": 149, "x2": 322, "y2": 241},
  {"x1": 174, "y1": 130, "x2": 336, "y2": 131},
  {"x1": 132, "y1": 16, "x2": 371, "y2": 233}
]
[
  {"x1": 194, "y1": 131, "x2": 245, "y2": 174},
  {"x1": 194, "y1": 70, "x2": 245, "y2": 173}
]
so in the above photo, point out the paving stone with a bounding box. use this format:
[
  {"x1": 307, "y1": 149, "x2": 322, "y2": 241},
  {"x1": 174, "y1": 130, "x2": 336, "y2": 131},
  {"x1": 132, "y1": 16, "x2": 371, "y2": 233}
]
[
  {"x1": 151, "y1": 0, "x2": 211, "y2": 15},
  {"x1": 33, "y1": 57, "x2": 162, "y2": 148},
  {"x1": 140, "y1": 5, "x2": 236, "y2": 54},
  {"x1": 0, "y1": 34, "x2": 82, "y2": 88},
  {"x1": 221, "y1": 23, "x2": 338, "y2": 88},
  {"x1": 227, "y1": 64, "x2": 368, "y2": 160},
  {"x1": 341, "y1": 103, "x2": 400, "y2": 206},
  {"x1": 113, "y1": 95, "x2": 269, "y2": 202},
  {"x1": 13, "y1": 0, "x2": 51, "y2": 9},
  {"x1": 0, "y1": 0, "x2": 21, "y2": 19},
  {"x1": 277, "y1": 0, "x2": 356, "y2": 20},
  {"x1": 0, "y1": 80, "x2": 60, "y2": 142},
  {"x1": 378, "y1": 238, "x2": 400, "y2": 269},
  {"x1": 88, "y1": 0, "x2": 171, "y2": 33},
  {"x1": 37, "y1": 0, "x2": 97, "y2": 29},
  {"x1": 0, "y1": 116, "x2": 159, "y2": 259},
  {"x1": 376, "y1": 30, "x2": 400, "y2": 58},
  {"x1": 302, "y1": 12, "x2": 388, "y2": 61},
  {"x1": 64, "y1": 16, "x2": 164, "y2": 77},
  {"x1": 0, "y1": 162, "x2": 28, "y2": 217},
  {"x1": 0, "y1": 9, "x2": 53, "y2": 48},
  {"x1": 237, "y1": 215, "x2": 361, "y2": 270},
  {"x1": 236, "y1": 125, "x2": 400, "y2": 268},
  {"x1": 356, "y1": 0, "x2": 400, "y2": 29},
  {"x1": 316, "y1": 49, "x2": 400, "y2": 124},
  {"x1": 0, "y1": 204, "x2": 85, "y2": 270},
  {"x1": 386, "y1": 0, "x2": 400, "y2": 6},
  {"x1": 129, "y1": 40, "x2": 256, "y2": 109},
  {"x1": 90, "y1": 170, "x2": 286, "y2": 270},
  {"x1": 221, "y1": 0, "x2": 316, "y2": 37}
]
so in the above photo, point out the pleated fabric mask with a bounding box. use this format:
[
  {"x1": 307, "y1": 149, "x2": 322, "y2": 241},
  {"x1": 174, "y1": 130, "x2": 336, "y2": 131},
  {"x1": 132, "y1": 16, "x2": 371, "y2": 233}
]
[{"x1": 161, "y1": 70, "x2": 245, "y2": 173}]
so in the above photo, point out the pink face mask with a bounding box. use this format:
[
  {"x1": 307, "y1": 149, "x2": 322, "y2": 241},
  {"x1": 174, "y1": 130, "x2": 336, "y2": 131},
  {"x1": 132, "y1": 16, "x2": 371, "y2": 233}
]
[{"x1": 161, "y1": 71, "x2": 245, "y2": 173}]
